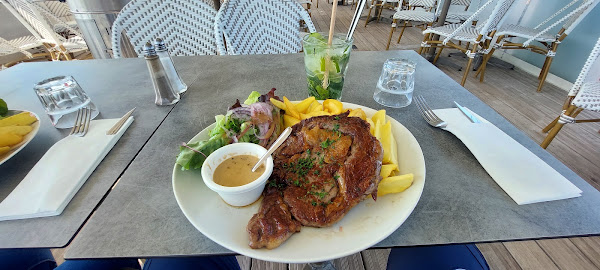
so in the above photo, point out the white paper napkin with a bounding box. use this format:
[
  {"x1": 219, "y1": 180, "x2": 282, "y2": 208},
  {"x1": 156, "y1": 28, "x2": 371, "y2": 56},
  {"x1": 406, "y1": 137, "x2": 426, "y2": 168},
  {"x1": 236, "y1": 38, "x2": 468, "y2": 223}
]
[
  {"x1": 433, "y1": 108, "x2": 582, "y2": 205},
  {"x1": 0, "y1": 117, "x2": 134, "y2": 221}
]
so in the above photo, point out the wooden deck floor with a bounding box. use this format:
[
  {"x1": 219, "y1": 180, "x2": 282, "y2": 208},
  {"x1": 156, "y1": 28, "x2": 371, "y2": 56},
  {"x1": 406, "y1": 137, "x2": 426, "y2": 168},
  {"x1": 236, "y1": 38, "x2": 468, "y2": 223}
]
[{"x1": 232, "y1": 2, "x2": 600, "y2": 269}]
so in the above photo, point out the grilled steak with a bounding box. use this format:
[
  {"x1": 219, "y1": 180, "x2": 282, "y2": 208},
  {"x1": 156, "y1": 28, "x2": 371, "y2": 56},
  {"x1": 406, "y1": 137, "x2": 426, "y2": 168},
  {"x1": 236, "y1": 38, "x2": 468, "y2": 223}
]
[
  {"x1": 247, "y1": 187, "x2": 302, "y2": 249},
  {"x1": 247, "y1": 113, "x2": 383, "y2": 248}
]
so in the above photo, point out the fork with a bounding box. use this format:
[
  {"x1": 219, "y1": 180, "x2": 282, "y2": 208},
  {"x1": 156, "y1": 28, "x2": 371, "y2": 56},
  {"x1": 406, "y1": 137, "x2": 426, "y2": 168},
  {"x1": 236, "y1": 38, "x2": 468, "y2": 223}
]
[
  {"x1": 69, "y1": 107, "x2": 92, "y2": 136},
  {"x1": 414, "y1": 95, "x2": 447, "y2": 128}
]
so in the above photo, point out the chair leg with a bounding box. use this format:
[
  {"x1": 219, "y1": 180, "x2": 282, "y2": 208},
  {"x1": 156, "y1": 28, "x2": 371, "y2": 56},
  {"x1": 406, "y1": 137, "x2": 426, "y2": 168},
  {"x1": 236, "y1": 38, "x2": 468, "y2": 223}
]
[
  {"x1": 386, "y1": 19, "x2": 397, "y2": 50},
  {"x1": 539, "y1": 56, "x2": 551, "y2": 80},
  {"x1": 537, "y1": 56, "x2": 554, "y2": 92},
  {"x1": 542, "y1": 116, "x2": 560, "y2": 133},
  {"x1": 396, "y1": 21, "x2": 408, "y2": 44},
  {"x1": 460, "y1": 44, "x2": 478, "y2": 86},
  {"x1": 475, "y1": 48, "x2": 495, "y2": 82},
  {"x1": 365, "y1": 1, "x2": 374, "y2": 27},
  {"x1": 433, "y1": 47, "x2": 444, "y2": 64},
  {"x1": 418, "y1": 33, "x2": 430, "y2": 55},
  {"x1": 540, "y1": 105, "x2": 577, "y2": 149}
]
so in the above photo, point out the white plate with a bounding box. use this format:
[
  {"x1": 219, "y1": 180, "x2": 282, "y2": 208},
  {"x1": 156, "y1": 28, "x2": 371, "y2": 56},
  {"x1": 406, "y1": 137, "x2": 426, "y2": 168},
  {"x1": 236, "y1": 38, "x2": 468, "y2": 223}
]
[
  {"x1": 172, "y1": 102, "x2": 426, "y2": 263},
  {"x1": 0, "y1": 110, "x2": 41, "y2": 166}
]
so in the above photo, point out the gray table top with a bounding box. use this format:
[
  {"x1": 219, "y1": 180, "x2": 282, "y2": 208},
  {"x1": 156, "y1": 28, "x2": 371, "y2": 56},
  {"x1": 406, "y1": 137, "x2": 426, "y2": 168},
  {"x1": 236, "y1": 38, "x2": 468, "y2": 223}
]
[
  {"x1": 0, "y1": 57, "x2": 202, "y2": 248},
  {"x1": 65, "y1": 51, "x2": 600, "y2": 259}
]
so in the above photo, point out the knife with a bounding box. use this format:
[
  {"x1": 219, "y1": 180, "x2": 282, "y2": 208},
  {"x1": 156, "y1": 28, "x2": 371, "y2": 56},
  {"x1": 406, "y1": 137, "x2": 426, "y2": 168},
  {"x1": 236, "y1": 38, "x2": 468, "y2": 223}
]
[{"x1": 453, "y1": 102, "x2": 481, "y2": 123}]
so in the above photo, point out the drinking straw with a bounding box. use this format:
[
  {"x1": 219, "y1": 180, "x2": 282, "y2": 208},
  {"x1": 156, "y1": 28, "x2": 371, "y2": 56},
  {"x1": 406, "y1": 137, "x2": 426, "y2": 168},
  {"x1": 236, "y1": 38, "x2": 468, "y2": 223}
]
[
  {"x1": 347, "y1": 0, "x2": 367, "y2": 40},
  {"x1": 322, "y1": 0, "x2": 339, "y2": 90}
]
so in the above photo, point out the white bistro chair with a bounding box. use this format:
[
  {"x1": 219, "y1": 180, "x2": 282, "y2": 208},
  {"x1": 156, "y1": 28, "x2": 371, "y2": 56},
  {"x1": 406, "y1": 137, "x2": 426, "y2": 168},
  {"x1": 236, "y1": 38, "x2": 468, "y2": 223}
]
[
  {"x1": 111, "y1": 0, "x2": 218, "y2": 58},
  {"x1": 0, "y1": 35, "x2": 49, "y2": 69},
  {"x1": 385, "y1": 0, "x2": 473, "y2": 50},
  {"x1": 475, "y1": 0, "x2": 600, "y2": 92},
  {"x1": 1, "y1": 0, "x2": 87, "y2": 61},
  {"x1": 419, "y1": 0, "x2": 516, "y2": 86},
  {"x1": 214, "y1": 0, "x2": 316, "y2": 55},
  {"x1": 541, "y1": 36, "x2": 600, "y2": 148}
]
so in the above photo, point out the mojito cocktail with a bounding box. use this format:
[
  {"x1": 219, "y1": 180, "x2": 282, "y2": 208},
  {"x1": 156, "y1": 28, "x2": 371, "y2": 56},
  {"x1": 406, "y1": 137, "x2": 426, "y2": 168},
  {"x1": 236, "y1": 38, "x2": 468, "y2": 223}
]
[{"x1": 302, "y1": 33, "x2": 353, "y2": 100}]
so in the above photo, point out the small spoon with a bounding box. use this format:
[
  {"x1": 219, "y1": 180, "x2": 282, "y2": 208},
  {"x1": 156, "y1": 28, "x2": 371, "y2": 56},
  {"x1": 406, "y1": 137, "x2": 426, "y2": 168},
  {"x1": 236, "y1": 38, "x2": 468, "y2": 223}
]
[{"x1": 252, "y1": 127, "x2": 292, "y2": 172}]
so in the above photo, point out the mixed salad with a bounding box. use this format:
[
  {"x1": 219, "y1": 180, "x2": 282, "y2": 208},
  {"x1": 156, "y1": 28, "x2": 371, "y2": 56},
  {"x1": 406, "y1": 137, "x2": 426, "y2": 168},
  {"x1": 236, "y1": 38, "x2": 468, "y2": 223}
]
[{"x1": 176, "y1": 89, "x2": 283, "y2": 170}]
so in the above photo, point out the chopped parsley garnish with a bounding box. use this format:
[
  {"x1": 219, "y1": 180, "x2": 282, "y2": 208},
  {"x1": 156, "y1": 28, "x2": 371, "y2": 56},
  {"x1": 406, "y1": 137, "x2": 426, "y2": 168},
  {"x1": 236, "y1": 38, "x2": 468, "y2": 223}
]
[
  {"x1": 332, "y1": 124, "x2": 342, "y2": 137},
  {"x1": 293, "y1": 179, "x2": 300, "y2": 186},
  {"x1": 311, "y1": 201, "x2": 317, "y2": 206},
  {"x1": 333, "y1": 175, "x2": 339, "y2": 180},
  {"x1": 320, "y1": 138, "x2": 335, "y2": 149},
  {"x1": 313, "y1": 171, "x2": 320, "y2": 175},
  {"x1": 306, "y1": 149, "x2": 311, "y2": 155},
  {"x1": 284, "y1": 157, "x2": 315, "y2": 177},
  {"x1": 334, "y1": 116, "x2": 340, "y2": 120}
]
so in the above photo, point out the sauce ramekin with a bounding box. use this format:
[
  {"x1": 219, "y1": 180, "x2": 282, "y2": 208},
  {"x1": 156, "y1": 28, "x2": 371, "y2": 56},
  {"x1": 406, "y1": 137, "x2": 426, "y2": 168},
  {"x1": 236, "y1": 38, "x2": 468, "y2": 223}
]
[{"x1": 201, "y1": 143, "x2": 273, "y2": 206}]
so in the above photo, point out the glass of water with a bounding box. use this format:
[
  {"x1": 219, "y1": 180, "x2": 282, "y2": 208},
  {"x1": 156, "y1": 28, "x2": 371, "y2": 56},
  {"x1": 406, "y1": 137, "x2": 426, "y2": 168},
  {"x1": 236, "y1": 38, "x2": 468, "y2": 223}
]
[
  {"x1": 373, "y1": 58, "x2": 416, "y2": 108},
  {"x1": 34, "y1": 76, "x2": 99, "y2": 128}
]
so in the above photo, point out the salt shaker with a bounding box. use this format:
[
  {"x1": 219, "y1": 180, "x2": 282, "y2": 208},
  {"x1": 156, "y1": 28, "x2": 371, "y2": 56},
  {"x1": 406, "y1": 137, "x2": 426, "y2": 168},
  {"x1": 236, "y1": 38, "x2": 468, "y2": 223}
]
[
  {"x1": 154, "y1": 38, "x2": 188, "y2": 93},
  {"x1": 144, "y1": 42, "x2": 180, "y2": 106}
]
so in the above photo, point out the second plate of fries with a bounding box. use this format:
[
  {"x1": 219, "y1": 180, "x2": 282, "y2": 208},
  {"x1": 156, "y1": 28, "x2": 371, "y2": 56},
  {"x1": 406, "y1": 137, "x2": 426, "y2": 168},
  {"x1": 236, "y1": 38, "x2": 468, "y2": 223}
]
[{"x1": 0, "y1": 110, "x2": 40, "y2": 166}]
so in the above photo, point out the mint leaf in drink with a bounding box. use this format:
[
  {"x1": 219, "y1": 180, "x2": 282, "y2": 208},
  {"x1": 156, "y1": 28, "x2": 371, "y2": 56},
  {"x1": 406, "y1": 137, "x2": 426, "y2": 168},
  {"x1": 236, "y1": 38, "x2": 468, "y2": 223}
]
[{"x1": 0, "y1": 99, "x2": 7, "y2": 117}]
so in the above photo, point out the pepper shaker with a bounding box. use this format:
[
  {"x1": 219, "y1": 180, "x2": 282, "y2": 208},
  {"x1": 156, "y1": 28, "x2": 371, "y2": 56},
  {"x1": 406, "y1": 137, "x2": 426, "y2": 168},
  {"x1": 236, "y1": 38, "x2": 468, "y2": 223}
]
[
  {"x1": 154, "y1": 38, "x2": 188, "y2": 94},
  {"x1": 144, "y1": 42, "x2": 180, "y2": 105}
]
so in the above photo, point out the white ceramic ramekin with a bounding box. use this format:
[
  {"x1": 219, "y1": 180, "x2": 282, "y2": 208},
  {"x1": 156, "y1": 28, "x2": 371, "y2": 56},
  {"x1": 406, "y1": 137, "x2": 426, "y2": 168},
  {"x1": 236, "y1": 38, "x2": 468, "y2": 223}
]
[{"x1": 201, "y1": 143, "x2": 273, "y2": 206}]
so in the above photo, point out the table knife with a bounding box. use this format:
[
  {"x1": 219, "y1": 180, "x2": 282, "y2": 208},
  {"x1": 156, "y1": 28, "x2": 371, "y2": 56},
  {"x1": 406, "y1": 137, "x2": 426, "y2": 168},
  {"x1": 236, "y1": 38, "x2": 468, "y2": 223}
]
[{"x1": 453, "y1": 101, "x2": 481, "y2": 123}]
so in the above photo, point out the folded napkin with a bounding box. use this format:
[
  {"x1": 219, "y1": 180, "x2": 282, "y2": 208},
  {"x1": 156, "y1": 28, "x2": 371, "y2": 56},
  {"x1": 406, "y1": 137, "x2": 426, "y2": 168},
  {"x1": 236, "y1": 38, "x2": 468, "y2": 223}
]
[
  {"x1": 433, "y1": 108, "x2": 582, "y2": 205},
  {"x1": 0, "y1": 117, "x2": 134, "y2": 221}
]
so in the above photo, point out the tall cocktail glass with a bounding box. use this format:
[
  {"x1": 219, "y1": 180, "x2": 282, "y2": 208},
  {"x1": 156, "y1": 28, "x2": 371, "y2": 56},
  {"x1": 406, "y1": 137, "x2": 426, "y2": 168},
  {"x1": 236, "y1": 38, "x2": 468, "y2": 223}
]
[{"x1": 302, "y1": 33, "x2": 353, "y2": 100}]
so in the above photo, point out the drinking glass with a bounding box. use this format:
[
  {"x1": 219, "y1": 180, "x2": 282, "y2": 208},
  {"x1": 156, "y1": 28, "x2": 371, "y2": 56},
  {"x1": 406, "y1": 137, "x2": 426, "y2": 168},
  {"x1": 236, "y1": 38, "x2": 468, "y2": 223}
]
[
  {"x1": 373, "y1": 58, "x2": 416, "y2": 108},
  {"x1": 34, "y1": 76, "x2": 99, "y2": 128},
  {"x1": 303, "y1": 33, "x2": 353, "y2": 100}
]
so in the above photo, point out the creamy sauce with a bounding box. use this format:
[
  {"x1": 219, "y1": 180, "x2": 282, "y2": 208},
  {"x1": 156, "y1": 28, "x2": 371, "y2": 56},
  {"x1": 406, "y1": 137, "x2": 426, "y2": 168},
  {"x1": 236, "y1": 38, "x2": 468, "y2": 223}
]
[{"x1": 213, "y1": 155, "x2": 265, "y2": 187}]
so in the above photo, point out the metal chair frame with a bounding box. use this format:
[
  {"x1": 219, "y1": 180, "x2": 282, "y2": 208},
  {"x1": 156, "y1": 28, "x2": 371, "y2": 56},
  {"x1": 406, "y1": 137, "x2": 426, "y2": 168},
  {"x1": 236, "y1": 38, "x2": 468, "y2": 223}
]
[
  {"x1": 419, "y1": 0, "x2": 516, "y2": 86},
  {"x1": 475, "y1": 0, "x2": 600, "y2": 92},
  {"x1": 541, "y1": 36, "x2": 600, "y2": 148}
]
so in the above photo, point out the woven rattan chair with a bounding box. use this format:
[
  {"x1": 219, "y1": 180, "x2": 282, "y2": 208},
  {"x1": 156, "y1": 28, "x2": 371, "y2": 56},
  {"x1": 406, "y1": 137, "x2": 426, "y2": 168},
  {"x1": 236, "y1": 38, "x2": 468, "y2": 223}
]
[
  {"x1": 475, "y1": 0, "x2": 600, "y2": 92},
  {"x1": 384, "y1": 0, "x2": 474, "y2": 50},
  {"x1": 419, "y1": 0, "x2": 516, "y2": 86},
  {"x1": 1, "y1": 0, "x2": 87, "y2": 61},
  {"x1": 0, "y1": 35, "x2": 49, "y2": 69},
  {"x1": 214, "y1": 0, "x2": 316, "y2": 55},
  {"x1": 541, "y1": 36, "x2": 600, "y2": 148},
  {"x1": 111, "y1": 0, "x2": 218, "y2": 58}
]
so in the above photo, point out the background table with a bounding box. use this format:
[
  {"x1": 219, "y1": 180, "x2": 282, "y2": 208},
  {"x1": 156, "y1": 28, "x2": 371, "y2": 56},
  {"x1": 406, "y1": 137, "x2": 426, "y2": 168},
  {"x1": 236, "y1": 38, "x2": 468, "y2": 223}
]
[
  {"x1": 0, "y1": 57, "x2": 202, "y2": 248},
  {"x1": 64, "y1": 51, "x2": 600, "y2": 259}
]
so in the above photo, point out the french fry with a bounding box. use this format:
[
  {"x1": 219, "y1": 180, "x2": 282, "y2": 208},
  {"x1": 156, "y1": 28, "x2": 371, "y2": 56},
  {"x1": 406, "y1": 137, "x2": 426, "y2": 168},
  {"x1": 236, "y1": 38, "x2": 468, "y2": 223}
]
[
  {"x1": 309, "y1": 104, "x2": 324, "y2": 113},
  {"x1": 0, "y1": 146, "x2": 10, "y2": 156},
  {"x1": 270, "y1": 98, "x2": 286, "y2": 111},
  {"x1": 380, "y1": 120, "x2": 393, "y2": 164},
  {"x1": 283, "y1": 114, "x2": 300, "y2": 128},
  {"x1": 0, "y1": 125, "x2": 33, "y2": 136},
  {"x1": 366, "y1": 118, "x2": 375, "y2": 136},
  {"x1": 371, "y1": 110, "x2": 386, "y2": 125},
  {"x1": 300, "y1": 111, "x2": 330, "y2": 120},
  {"x1": 389, "y1": 129, "x2": 399, "y2": 166},
  {"x1": 283, "y1": 97, "x2": 300, "y2": 119},
  {"x1": 380, "y1": 164, "x2": 398, "y2": 178},
  {"x1": 377, "y1": 173, "x2": 414, "y2": 197},
  {"x1": 0, "y1": 133, "x2": 23, "y2": 147},
  {"x1": 348, "y1": 108, "x2": 367, "y2": 120},
  {"x1": 0, "y1": 112, "x2": 37, "y2": 127},
  {"x1": 295, "y1": 97, "x2": 316, "y2": 113},
  {"x1": 307, "y1": 100, "x2": 321, "y2": 112},
  {"x1": 323, "y1": 99, "x2": 343, "y2": 114}
]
